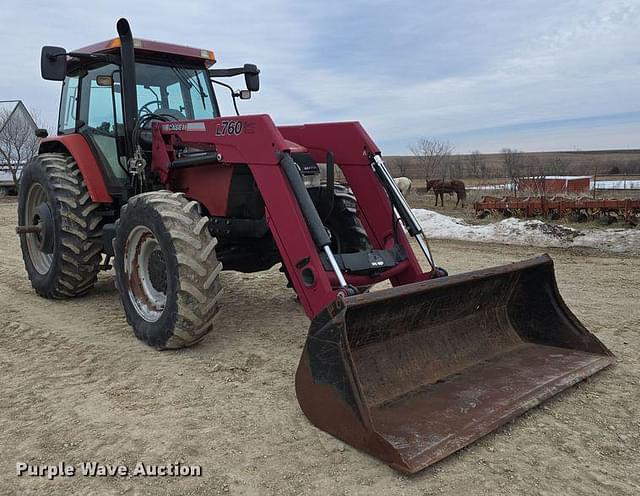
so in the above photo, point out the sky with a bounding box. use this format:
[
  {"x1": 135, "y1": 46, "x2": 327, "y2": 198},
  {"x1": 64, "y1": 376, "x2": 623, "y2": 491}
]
[{"x1": 0, "y1": 0, "x2": 638, "y2": 154}]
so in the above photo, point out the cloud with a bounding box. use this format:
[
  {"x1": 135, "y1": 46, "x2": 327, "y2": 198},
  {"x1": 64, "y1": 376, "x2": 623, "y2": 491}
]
[{"x1": 0, "y1": 0, "x2": 637, "y2": 153}]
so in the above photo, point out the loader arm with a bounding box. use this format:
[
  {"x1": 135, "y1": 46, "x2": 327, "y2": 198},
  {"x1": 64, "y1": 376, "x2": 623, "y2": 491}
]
[
  {"x1": 277, "y1": 122, "x2": 433, "y2": 284},
  {"x1": 151, "y1": 115, "x2": 433, "y2": 318}
]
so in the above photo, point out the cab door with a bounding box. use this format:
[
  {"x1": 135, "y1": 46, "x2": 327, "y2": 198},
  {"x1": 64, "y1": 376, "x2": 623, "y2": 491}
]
[{"x1": 76, "y1": 64, "x2": 128, "y2": 190}]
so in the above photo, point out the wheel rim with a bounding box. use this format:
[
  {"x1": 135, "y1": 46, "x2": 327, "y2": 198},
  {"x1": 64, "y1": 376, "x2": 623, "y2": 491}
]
[
  {"x1": 25, "y1": 183, "x2": 53, "y2": 274},
  {"x1": 124, "y1": 226, "x2": 167, "y2": 322}
]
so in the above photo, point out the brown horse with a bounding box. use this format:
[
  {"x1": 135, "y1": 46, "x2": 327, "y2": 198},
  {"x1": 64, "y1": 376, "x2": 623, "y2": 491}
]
[{"x1": 426, "y1": 179, "x2": 467, "y2": 207}]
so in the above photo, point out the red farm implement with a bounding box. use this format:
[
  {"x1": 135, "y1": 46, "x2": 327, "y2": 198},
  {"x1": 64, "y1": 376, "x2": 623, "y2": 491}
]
[{"x1": 475, "y1": 196, "x2": 640, "y2": 225}]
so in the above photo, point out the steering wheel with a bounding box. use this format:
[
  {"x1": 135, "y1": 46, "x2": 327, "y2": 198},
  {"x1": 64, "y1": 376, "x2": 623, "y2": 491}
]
[
  {"x1": 136, "y1": 108, "x2": 188, "y2": 149},
  {"x1": 138, "y1": 100, "x2": 163, "y2": 116}
]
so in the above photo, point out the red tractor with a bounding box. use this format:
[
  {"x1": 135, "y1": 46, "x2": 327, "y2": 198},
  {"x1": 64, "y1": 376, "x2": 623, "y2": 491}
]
[{"x1": 18, "y1": 19, "x2": 613, "y2": 472}]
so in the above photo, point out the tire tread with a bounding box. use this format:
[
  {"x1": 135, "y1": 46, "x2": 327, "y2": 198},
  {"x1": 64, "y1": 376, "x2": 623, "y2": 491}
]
[
  {"x1": 115, "y1": 190, "x2": 222, "y2": 349},
  {"x1": 20, "y1": 153, "x2": 102, "y2": 298}
]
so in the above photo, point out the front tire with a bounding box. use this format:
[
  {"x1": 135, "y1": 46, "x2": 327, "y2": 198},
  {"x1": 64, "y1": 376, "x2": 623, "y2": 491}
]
[
  {"x1": 114, "y1": 191, "x2": 223, "y2": 349},
  {"x1": 18, "y1": 153, "x2": 103, "y2": 298}
]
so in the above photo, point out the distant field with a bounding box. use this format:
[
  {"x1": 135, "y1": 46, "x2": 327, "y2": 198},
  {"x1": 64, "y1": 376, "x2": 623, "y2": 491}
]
[{"x1": 386, "y1": 149, "x2": 640, "y2": 181}]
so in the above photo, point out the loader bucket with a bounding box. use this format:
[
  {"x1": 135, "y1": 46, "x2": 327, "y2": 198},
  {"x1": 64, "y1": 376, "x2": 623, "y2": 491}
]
[{"x1": 295, "y1": 254, "x2": 614, "y2": 473}]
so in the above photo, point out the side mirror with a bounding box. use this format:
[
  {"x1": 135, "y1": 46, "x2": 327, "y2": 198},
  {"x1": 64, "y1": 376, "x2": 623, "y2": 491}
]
[
  {"x1": 238, "y1": 90, "x2": 252, "y2": 100},
  {"x1": 41, "y1": 46, "x2": 67, "y2": 81},
  {"x1": 243, "y1": 64, "x2": 260, "y2": 92}
]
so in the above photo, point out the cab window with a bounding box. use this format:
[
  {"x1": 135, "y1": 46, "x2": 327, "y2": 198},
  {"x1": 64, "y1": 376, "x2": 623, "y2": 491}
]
[
  {"x1": 58, "y1": 75, "x2": 79, "y2": 134},
  {"x1": 188, "y1": 71, "x2": 215, "y2": 119}
]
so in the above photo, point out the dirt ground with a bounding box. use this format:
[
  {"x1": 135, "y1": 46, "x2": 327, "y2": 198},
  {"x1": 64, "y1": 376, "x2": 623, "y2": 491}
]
[{"x1": 1, "y1": 199, "x2": 639, "y2": 496}]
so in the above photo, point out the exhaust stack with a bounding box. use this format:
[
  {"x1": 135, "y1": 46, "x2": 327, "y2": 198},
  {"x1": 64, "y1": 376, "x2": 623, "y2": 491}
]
[{"x1": 116, "y1": 18, "x2": 138, "y2": 160}]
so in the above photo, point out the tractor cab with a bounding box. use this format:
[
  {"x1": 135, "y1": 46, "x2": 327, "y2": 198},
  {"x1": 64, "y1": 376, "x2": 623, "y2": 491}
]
[
  {"x1": 41, "y1": 27, "x2": 258, "y2": 199},
  {"x1": 60, "y1": 53, "x2": 218, "y2": 187}
]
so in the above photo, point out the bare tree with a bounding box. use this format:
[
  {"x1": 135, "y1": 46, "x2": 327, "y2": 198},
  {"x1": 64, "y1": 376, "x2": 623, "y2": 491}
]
[
  {"x1": 501, "y1": 148, "x2": 524, "y2": 178},
  {"x1": 0, "y1": 107, "x2": 42, "y2": 189},
  {"x1": 501, "y1": 148, "x2": 525, "y2": 193},
  {"x1": 465, "y1": 150, "x2": 483, "y2": 178},
  {"x1": 526, "y1": 155, "x2": 542, "y2": 175},
  {"x1": 544, "y1": 155, "x2": 569, "y2": 176},
  {"x1": 410, "y1": 138, "x2": 455, "y2": 183},
  {"x1": 449, "y1": 156, "x2": 463, "y2": 179},
  {"x1": 622, "y1": 158, "x2": 640, "y2": 174},
  {"x1": 394, "y1": 158, "x2": 412, "y2": 177}
]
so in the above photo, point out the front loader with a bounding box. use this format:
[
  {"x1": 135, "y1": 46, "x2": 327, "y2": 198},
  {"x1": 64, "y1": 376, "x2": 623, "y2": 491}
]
[{"x1": 18, "y1": 18, "x2": 614, "y2": 473}]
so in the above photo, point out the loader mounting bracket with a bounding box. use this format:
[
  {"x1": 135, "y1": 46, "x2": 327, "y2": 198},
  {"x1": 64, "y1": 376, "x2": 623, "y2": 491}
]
[{"x1": 320, "y1": 245, "x2": 407, "y2": 274}]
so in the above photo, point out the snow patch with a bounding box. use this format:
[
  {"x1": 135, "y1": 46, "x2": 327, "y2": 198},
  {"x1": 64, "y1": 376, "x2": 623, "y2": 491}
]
[{"x1": 413, "y1": 209, "x2": 640, "y2": 255}]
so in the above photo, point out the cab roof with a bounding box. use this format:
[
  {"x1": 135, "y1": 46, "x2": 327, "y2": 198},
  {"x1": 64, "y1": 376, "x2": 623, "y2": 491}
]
[{"x1": 73, "y1": 38, "x2": 216, "y2": 67}]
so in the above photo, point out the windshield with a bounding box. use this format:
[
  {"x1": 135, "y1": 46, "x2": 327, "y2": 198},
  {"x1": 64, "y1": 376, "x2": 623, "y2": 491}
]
[
  {"x1": 135, "y1": 62, "x2": 218, "y2": 119},
  {"x1": 71, "y1": 61, "x2": 218, "y2": 136}
]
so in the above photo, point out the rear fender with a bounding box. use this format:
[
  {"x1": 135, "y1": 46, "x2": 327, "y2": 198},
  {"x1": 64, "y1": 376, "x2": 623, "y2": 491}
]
[{"x1": 39, "y1": 135, "x2": 112, "y2": 203}]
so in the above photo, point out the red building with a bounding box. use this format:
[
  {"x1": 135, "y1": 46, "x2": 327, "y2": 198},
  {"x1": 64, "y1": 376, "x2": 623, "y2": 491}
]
[{"x1": 518, "y1": 176, "x2": 591, "y2": 194}]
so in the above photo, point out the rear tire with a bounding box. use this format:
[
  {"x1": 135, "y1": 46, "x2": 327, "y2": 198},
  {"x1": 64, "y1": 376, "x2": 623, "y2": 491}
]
[
  {"x1": 113, "y1": 191, "x2": 223, "y2": 349},
  {"x1": 281, "y1": 185, "x2": 371, "y2": 291},
  {"x1": 18, "y1": 153, "x2": 103, "y2": 298}
]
